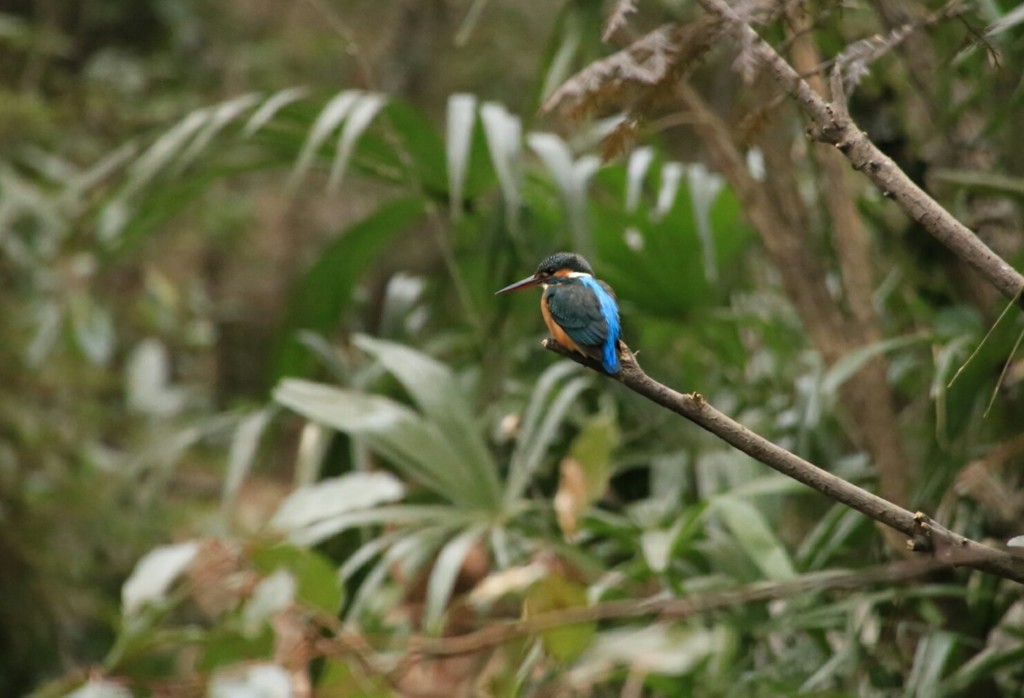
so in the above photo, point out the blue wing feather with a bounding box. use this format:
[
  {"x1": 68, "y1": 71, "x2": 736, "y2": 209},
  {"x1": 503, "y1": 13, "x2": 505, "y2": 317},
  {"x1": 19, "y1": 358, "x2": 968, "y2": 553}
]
[{"x1": 545, "y1": 278, "x2": 621, "y2": 373}]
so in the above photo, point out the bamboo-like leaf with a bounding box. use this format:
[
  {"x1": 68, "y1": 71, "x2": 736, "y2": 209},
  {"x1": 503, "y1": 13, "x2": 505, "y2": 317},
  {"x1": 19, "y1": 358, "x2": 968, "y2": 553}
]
[
  {"x1": 271, "y1": 471, "x2": 406, "y2": 533},
  {"x1": 821, "y1": 333, "x2": 928, "y2": 399},
  {"x1": 294, "y1": 421, "x2": 329, "y2": 488},
  {"x1": 527, "y1": 132, "x2": 598, "y2": 251},
  {"x1": 424, "y1": 526, "x2": 486, "y2": 634},
  {"x1": 175, "y1": 92, "x2": 262, "y2": 173},
  {"x1": 289, "y1": 505, "x2": 458, "y2": 547},
  {"x1": 480, "y1": 102, "x2": 522, "y2": 230},
  {"x1": 243, "y1": 86, "x2": 310, "y2": 137},
  {"x1": 221, "y1": 408, "x2": 273, "y2": 526},
  {"x1": 625, "y1": 147, "x2": 654, "y2": 212},
  {"x1": 354, "y1": 335, "x2": 503, "y2": 509},
  {"x1": 124, "y1": 107, "x2": 212, "y2": 197},
  {"x1": 346, "y1": 527, "x2": 449, "y2": 620},
  {"x1": 686, "y1": 163, "x2": 723, "y2": 281},
  {"x1": 273, "y1": 380, "x2": 483, "y2": 508},
  {"x1": 327, "y1": 92, "x2": 387, "y2": 191},
  {"x1": 289, "y1": 90, "x2": 361, "y2": 188},
  {"x1": 654, "y1": 161, "x2": 684, "y2": 220},
  {"x1": 906, "y1": 632, "x2": 955, "y2": 698},
  {"x1": 446, "y1": 93, "x2": 478, "y2": 221},
  {"x1": 711, "y1": 497, "x2": 796, "y2": 581},
  {"x1": 506, "y1": 373, "x2": 592, "y2": 504}
]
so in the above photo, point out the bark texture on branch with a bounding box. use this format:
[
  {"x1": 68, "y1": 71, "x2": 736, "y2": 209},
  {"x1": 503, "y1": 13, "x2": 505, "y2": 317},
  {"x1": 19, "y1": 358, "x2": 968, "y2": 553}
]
[
  {"x1": 543, "y1": 339, "x2": 1024, "y2": 585},
  {"x1": 694, "y1": 0, "x2": 1024, "y2": 308}
]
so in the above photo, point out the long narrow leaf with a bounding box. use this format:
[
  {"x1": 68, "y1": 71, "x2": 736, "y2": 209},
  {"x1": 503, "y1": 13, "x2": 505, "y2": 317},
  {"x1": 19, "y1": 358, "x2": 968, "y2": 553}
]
[
  {"x1": 446, "y1": 94, "x2": 478, "y2": 221},
  {"x1": 711, "y1": 497, "x2": 796, "y2": 581},
  {"x1": 244, "y1": 86, "x2": 310, "y2": 137},
  {"x1": 506, "y1": 374, "x2": 591, "y2": 504},
  {"x1": 174, "y1": 92, "x2": 262, "y2": 173},
  {"x1": 354, "y1": 335, "x2": 502, "y2": 509},
  {"x1": 327, "y1": 92, "x2": 387, "y2": 191},
  {"x1": 424, "y1": 526, "x2": 486, "y2": 634},
  {"x1": 289, "y1": 90, "x2": 361, "y2": 188},
  {"x1": 480, "y1": 102, "x2": 523, "y2": 230},
  {"x1": 274, "y1": 380, "x2": 489, "y2": 509},
  {"x1": 220, "y1": 408, "x2": 273, "y2": 527}
]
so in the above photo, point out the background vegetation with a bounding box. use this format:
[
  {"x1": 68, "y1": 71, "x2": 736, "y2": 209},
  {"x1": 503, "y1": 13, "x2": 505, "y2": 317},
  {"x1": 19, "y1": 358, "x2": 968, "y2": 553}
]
[{"x1": 2, "y1": 0, "x2": 1023, "y2": 695}]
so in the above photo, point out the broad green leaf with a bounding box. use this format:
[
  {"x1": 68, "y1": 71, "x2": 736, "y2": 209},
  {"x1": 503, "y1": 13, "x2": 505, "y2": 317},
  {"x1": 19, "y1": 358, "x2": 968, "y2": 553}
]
[
  {"x1": 711, "y1": 497, "x2": 796, "y2": 581},
  {"x1": 316, "y1": 659, "x2": 391, "y2": 696},
  {"x1": 567, "y1": 410, "x2": 619, "y2": 503},
  {"x1": 592, "y1": 165, "x2": 753, "y2": 319},
  {"x1": 251, "y1": 544, "x2": 343, "y2": 615},
  {"x1": 198, "y1": 625, "x2": 275, "y2": 673},
  {"x1": 272, "y1": 197, "x2": 424, "y2": 379},
  {"x1": 525, "y1": 573, "x2": 595, "y2": 662}
]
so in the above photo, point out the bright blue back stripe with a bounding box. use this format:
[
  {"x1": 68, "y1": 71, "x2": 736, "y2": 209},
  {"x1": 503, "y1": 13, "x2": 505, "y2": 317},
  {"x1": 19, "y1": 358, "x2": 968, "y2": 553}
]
[{"x1": 580, "y1": 276, "x2": 620, "y2": 373}]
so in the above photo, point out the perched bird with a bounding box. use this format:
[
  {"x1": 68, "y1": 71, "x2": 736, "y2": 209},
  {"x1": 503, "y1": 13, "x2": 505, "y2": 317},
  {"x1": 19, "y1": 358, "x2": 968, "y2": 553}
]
[{"x1": 496, "y1": 252, "x2": 621, "y2": 374}]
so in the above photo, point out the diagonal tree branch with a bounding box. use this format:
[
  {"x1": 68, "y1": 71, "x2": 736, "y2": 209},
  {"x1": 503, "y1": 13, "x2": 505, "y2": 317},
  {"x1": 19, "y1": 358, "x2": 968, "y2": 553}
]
[
  {"x1": 693, "y1": 0, "x2": 1024, "y2": 309},
  {"x1": 543, "y1": 339, "x2": 1024, "y2": 585}
]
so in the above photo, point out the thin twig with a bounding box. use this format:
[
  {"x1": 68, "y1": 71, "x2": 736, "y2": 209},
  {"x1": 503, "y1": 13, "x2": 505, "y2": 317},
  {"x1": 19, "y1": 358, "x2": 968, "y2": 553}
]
[
  {"x1": 405, "y1": 558, "x2": 963, "y2": 657},
  {"x1": 543, "y1": 339, "x2": 1024, "y2": 585}
]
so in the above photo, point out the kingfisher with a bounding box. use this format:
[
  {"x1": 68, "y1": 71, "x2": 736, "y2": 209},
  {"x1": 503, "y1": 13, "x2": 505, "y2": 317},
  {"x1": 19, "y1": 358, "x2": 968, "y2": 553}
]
[{"x1": 496, "y1": 252, "x2": 621, "y2": 374}]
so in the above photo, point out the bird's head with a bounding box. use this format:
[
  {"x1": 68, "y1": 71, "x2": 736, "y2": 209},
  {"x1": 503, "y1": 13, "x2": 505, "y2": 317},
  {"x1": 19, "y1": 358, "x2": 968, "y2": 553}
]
[{"x1": 495, "y1": 252, "x2": 594, "y2": 295}]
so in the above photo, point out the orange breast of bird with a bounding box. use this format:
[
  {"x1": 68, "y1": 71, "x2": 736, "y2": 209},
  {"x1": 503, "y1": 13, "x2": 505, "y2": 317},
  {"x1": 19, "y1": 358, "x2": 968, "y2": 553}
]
[{"x1": 540, "y1": 293, "x2": 584, "y2": 355}]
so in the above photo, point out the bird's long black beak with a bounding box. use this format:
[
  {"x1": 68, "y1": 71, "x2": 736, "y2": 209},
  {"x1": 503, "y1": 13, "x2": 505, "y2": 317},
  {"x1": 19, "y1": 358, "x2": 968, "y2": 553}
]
[{"x1": 495, "y1": 274, "x2": 542, "y2": 295}]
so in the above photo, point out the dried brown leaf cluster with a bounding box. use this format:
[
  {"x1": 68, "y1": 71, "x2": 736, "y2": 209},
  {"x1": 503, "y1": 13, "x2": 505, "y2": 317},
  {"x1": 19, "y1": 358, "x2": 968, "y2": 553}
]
[{"x1": 543, "y1": 17, "x2": 723, "y2": 122}]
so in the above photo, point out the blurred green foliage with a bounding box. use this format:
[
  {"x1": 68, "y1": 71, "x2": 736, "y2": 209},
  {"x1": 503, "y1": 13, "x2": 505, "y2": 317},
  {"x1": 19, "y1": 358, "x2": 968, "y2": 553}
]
[{"x1": 2, "y1": 0, "x2": 1024, "y2": 696}]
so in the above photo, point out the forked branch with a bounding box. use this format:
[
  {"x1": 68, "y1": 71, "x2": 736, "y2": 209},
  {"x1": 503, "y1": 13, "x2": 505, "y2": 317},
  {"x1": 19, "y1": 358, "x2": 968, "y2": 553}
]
[{"x1": 692, "y1": 0, "x2": 1024, "y2": 308}]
